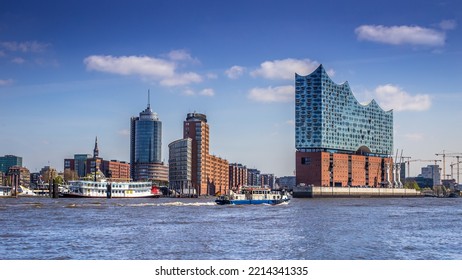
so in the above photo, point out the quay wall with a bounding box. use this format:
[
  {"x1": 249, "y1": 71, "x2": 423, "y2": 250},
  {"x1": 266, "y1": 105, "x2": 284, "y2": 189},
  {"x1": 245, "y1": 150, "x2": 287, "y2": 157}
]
[{"x1": 293, "y1": 186, "x2": 422, "y2": 198}]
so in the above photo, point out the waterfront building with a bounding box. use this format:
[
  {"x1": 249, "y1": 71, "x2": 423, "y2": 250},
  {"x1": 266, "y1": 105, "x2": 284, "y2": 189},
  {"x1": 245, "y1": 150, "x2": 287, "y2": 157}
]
[
  {"x1": 0, "y1": 171, "x2": 5, "y2": 186},
  {"x1": 168, "y1": 138, "x2": 193, "y2": 195},
  {"x1": 420, "y1": 165, "x2": 441, "y2": 186},
  {"x1": 208, "y1": 154, "x2": 229, "y2": 195},
  {"x1": 247, "y1": 168, "x2": 261, "y2": 186},
  {"x1": 0, "y1": 155, "x2": 22, "y2": 173},
  {"x1": 130, "y1": 94, "x2": 167, "y2": 183},
  {"x1": 260, "y1": 173, "x2": 275, "y2": 189},
  {"x1": 101, "y1": 160, "x2": 131, "y2": 181},
  {"x1": 276, "y1": 176, "x2": 296, "y2": 190},
  {"x1": 74, "y1": 154, "x2": 91, "y2": 177},
  {"x1": 39, "y1": 166, "x2": 58, "y2": 184},
  {"x1": 409, "y1": 176, "x2": 433, "y2": 189},
  {"x1": 64, "y1": 138, "x2": 131, "y2": 181},
  {"x1": 169, "y1": 112, "x2": 229, "y2": 196},
  {"x1": 183, "y1": 112, "x2": 209, "y2": 195},
  {"x1": 6, "y1": 166, "x2": 30, "y2": 188},
  {"x1": 295, "y1": 65, "x2": 394, "y2": 187},
  {"x1": 229, "y1": 163, "x2": 248, "y2": 191}
]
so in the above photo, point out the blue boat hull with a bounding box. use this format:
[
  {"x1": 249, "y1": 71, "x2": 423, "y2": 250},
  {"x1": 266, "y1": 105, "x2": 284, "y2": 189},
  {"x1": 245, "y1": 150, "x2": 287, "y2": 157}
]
[{"x1": 215, "y1": 198, "x2": 290, "y2": 205}]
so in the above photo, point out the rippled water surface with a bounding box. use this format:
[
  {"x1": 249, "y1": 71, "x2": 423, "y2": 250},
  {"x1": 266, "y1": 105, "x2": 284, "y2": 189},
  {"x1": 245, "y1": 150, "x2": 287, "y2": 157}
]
[{"x1": 1, "y1": 197, "x2": 461, "y2": 260}]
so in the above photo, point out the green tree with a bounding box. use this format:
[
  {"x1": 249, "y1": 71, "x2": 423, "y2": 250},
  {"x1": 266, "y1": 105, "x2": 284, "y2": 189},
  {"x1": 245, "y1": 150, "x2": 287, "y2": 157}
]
[
  {"x1": 404, "y1": 180, "x2": 420, "y2": 190},
  {"x1": 53, "y1": 176, "x2": 64, "y2": 186}
]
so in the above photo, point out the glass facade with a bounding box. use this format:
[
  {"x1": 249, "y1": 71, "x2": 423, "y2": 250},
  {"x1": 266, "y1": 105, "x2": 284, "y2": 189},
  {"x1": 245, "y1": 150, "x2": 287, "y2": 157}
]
[
  {"x1": 295, "y1": 65, "x2": 393, "y2": 156},
  {"x1": 132, "y1": 107, "x2": 162, "y2": 164},
  {"x1": 168, "y1": 138, "x2": 193, "y2": 193},
  {"x1": 130, "y1": 104, "x2": 162, "y2": 181},
  {"x1": 0, "y1": 155, "x2": 23, "y2": 173}
]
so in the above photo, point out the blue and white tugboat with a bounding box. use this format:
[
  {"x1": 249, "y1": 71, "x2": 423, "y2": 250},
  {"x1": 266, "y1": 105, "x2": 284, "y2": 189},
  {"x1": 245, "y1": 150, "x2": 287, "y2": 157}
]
[{"x1": 215, "y1": 186, "x2": 290, "y2": 205}]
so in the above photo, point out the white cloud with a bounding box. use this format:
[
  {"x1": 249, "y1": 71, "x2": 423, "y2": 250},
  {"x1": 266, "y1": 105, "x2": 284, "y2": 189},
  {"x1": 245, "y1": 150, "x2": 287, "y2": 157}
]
[
  {"x1": 206, "y1": 73, "x2": 218, "y2": 79},
  {"x1": 248, "y1": 85, "x2": 294, "y2": 103},
  {"x1": 12, "y1": 57, "x2": 26, "y2": 64},
  {"x1": 182, "y1": 88, "x2": 195, "y2": 96},
  {"x1": 84, "y1": 54, "x2": 202, "y2": 87},
  {"x1": 0, "y1": 41, "x2": 50, "y2": 53},
  {"x1": 404, "y1": 133, "x2": 424, "y2": 141},
  {"x1": 286, "y1": 120, "x2": 295, "y2": 126},
  {"x1": 199, "y1": 88, "x2": 215, "y2": 97},
  {"x1": 0, "y1": 79, "x2": 13, "y2": 86},
  {"x1": 439, "y1": 19, "x2": 457, "y2": 30},
  {"x1": 167, "y1": 49, "x2": 194, "y2": 61},
  {"x1": 355, "y1": 24, "x2": 446, "y2": 46},
  {"x1": 84, "y1": 55, "x2": 174, "y2": 77},
  {"x1": 374, "y1": 84, "x2": 431, "y2": 112},
  {"x1": 225, "y1": 65, "x2": 246, "y2": 79},
  {"x1": 159, "y1": 72, "x2": 202, "y2": 86},
  {"x1": 251, "y1": 58, "x2": 324, "y2": 80},
  {"x1": 117, "y1": 129, "x2": 130, "y2": 136}
]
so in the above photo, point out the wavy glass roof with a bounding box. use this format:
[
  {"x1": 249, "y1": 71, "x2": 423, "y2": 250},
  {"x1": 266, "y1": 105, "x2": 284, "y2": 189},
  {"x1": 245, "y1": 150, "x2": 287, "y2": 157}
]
[{"x1": 295, "y1": 64, "x2": 393, "y2": 156}]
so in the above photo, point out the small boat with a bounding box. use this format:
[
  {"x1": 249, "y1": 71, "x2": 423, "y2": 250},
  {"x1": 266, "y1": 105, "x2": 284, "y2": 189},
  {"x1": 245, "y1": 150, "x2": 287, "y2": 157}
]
[
  {"x1": 215, "y1": 186, "x2": 290, "y2": 205},
  {"x1": 61, "y1": 180, "x2": 160, "y2": 198},
  {"x1": 18, "y1": 186, "x2": 37, "y2": 196}
]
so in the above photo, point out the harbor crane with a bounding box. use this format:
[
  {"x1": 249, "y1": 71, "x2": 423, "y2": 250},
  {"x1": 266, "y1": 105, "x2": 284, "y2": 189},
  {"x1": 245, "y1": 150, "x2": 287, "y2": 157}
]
[
  {"x1": 435, "y1": 151, "x2": 462, "y2": 180},
  {"x1": 404, "y1": 159, "x2": 441, "y2": 178}
]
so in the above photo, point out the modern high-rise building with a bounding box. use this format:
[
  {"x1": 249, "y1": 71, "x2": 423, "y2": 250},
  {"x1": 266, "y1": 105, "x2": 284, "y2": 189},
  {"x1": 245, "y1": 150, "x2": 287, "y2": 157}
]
[
  {"x1": 0, "y1": 155, "x2": 22, "y2": 173},
  {"x1": 295, "y1": 65, "x2": 394, "y2": 187},
  {"x1": 169, "y1": 112, "x2": 228, "y2": 196},
  {"x1": 130, "y1": 95, "x2": 168, "y2": 183},
  {"x1": 168, "y1": 138, "x2": 193, "y2": 195},
  {"x1": 183, "y1": 112, "x2": 210, "y2": 195}
]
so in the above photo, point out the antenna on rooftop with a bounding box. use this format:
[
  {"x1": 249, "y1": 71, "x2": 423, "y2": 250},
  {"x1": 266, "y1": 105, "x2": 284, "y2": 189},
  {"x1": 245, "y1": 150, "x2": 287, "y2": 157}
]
[{"x1": 147, "y1": 89, "x2": 151, "y2": 110}]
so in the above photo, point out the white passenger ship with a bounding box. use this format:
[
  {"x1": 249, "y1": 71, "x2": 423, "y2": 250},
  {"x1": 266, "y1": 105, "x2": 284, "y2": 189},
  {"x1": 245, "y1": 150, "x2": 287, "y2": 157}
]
[{"x1": 61, "y1": 180, "x2": 160, "y2": 198}]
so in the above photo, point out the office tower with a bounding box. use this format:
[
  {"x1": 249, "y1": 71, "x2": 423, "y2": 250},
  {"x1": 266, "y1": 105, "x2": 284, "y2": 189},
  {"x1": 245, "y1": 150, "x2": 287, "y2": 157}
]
[
  {"x1": 168, "y1": 138, "x2": 193, "y2": 195},
  {"x1": 0, "y1": 155, "x2": 23, "y2": 173},
  {"x1": 175, "y1": 112, "x2": 228, "y2": 195},
  {"x1": 295, "y1": 65, "x2": 394, "y2": 187},
  {"x1": 183, "y1": 113, "x2": 210, "y2": 195},
  {"x1": 130, "y1": 94, "x2": 167, "y2": 183}
]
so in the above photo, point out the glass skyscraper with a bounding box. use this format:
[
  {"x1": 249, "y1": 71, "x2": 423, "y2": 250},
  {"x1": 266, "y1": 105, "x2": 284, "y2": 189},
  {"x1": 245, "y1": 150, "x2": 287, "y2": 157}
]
[
  {"x1": 295, "y1": 64, "x2": 393, "y2": 156},
  {"x1": 130, "y1": 98, "x2": 163, "y2": 181},
  {"x1": 0, "y1": 155, "x2": 22, "y2": 173}
]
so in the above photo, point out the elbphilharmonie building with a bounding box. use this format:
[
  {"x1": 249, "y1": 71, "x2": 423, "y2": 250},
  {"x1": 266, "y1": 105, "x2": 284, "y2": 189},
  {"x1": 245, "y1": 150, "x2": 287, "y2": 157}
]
[{"x1": 295, "y1": 65, "x2": 395, "y2": 187}]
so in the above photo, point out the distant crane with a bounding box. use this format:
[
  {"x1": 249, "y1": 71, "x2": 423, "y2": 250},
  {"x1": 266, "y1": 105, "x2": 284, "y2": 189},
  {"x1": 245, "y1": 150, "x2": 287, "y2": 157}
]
[{"x1": 435, "y1": 151, "x2": 462, "y2": 180}]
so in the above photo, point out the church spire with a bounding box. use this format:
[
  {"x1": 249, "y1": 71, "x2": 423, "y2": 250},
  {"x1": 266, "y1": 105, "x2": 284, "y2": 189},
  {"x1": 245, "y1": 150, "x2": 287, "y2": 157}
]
[{"x1": 93, "y1": 136, "x2": 99, "y2": 158}]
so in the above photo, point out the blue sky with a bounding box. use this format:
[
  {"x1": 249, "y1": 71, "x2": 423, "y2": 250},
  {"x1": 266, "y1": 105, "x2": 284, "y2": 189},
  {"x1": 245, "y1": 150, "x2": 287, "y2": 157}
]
[{"x1": 1, "y1": 0, "x2": 461, "y2": 178}]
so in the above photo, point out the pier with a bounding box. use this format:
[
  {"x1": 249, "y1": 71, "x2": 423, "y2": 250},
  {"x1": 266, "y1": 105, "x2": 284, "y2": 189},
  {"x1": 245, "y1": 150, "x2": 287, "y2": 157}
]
[{"x1": 293, "y1": 185, "x2": 422, "y2": 198}]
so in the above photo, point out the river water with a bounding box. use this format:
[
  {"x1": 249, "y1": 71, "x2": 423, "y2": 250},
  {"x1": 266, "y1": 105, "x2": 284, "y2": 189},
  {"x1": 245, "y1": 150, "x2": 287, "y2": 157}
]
[{"x1": 1, "y1": 196, "x2": 461, "y2": 260}]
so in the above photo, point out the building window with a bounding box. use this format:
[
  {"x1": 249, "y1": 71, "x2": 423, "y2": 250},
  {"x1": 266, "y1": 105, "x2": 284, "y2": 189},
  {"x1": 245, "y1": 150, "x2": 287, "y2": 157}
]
[{"x1": 301, "y1": 157, "x2": 311, "y2": 165}]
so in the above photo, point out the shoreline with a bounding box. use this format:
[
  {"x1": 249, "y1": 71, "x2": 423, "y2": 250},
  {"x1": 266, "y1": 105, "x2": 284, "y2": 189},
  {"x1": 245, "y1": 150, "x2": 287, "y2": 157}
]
[{"x1": 293, "y1": 186, "x2": 422, "y2": 198}]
